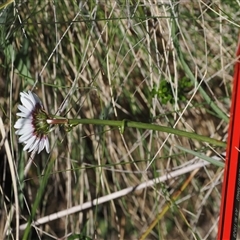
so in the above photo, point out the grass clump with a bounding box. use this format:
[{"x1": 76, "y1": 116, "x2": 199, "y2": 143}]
[{"x1": 0, "y1": 1, "x2": 236, "y2": 239}]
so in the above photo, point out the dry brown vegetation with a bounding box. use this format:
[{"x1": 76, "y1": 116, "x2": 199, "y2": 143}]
[{"x1": 0, "y1": 1, "x2": 238, "y2": 239}]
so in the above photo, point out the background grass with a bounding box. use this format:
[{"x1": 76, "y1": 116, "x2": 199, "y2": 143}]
[{"x1": 0, "y1": 0, "x2": 238, "y2": 239}]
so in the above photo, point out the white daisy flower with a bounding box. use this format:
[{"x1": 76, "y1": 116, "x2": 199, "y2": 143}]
[{"x1": 14, "y1": 91, "x2": 51, "y2": 154}]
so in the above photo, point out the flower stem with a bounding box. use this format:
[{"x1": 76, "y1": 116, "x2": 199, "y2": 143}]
[{"x1": 68, "y1": 118, "x2": 226, "y2": 147}]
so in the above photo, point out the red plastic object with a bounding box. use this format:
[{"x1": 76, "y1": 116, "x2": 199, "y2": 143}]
[{"x1": 218, "y1": 38, "x2": 240, "y2": 239}]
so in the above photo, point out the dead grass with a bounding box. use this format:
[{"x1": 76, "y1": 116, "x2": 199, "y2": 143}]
[{"x1": 0, "y1": 1, "x2": 237, "y2": 239}]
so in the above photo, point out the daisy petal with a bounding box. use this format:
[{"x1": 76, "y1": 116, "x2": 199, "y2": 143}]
[
  {"x1": 28, "y1": 91, "x2": 42, "y2": 107},
  {"x1": 37, "y1": 139, "x2": 45, "y2": 154},
  {"x1": 44, "y1": 138, "x2": 50, "y2": 153},
  {"x1": 18, "y1": 105, "x2": 29, "y2": 115},
  {"x1": 15, "y1": 91, "x2": 51, "y2": 154},
  {"x1": 23, "y1": 135, "x2": 37, "y2": 151},
  {"x1": 28, "y1": 138, "x2": 40, "y2": 153},
  {"x1": 17, "y1": 112, "x2": 29, "y2": 118},
  {"x1": 20, "y1": 93, "x2": 34, "y2": 111},
  {"x1": 16, "y1": 123, "x2": 34, "y2": 136},
  {"x1": 14, "y1": 118, "x2": 25, "y2": 129},
  {"x1": 19, "y1": 131, "x2": 35, "y2": 143}
]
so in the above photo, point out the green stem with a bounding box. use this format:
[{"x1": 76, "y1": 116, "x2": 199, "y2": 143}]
[
  {"x1": 68, "y1": 118, "x2": 226, "y2": 147},
  {"x1": 22, "y1": 158, "x2": 55, "y2": 239}
]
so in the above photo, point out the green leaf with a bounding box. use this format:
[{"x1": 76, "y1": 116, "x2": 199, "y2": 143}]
[{"x1": 175, "y1": 145, "x2": 225, "y2": 168}]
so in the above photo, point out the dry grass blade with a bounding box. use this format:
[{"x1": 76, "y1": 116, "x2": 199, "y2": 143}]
[
  {"x1": 1, "y1": 0, "x2": 236, "y2": 239},
  {"x1": 0, "y1": 117, "x2": 19, "y2": 239},
  {"x1": 18, "y1": 159, "x2": 211, "y2": 231},
  {"x1": 139, "y1": 168, "x2": 200, "y2": 240}
]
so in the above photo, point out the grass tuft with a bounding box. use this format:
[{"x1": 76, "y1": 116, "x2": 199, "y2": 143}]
[{"x1": 0, "y1": 1, "x2": 236, "y2": 239}]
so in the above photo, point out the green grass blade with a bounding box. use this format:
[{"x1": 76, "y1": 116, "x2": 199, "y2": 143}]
[{"x1": 175, "y1": 145, "x2": 225, "y2": 167}]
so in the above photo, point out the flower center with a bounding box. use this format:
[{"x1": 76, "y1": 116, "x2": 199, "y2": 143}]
[{"x1": 32, "y1": 103, "x2": 51, "y2": 136}]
